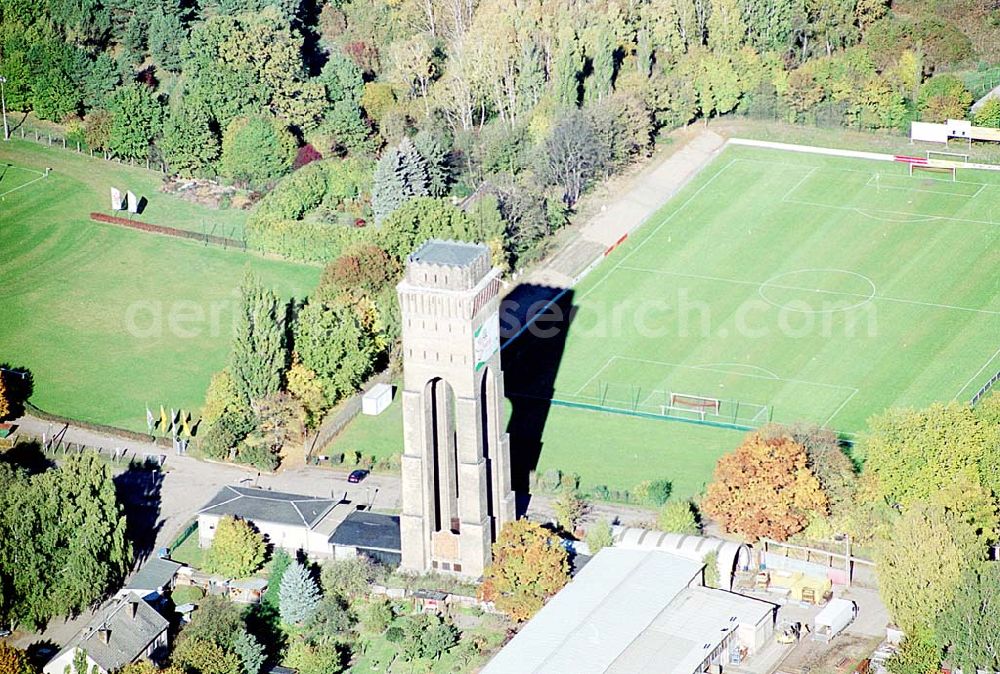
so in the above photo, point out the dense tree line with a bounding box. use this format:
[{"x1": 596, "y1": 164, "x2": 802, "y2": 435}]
[
  {"x1": 0, "y1": 451, "x2": 130, "y2": 630},
  {"x1": 2, "y1": 0, "x2": 993, "y2": 241}
]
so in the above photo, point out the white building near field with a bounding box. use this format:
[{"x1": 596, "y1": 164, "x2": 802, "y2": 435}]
[
  {"x1": 197, "y1": 486, "x2": 402, "y2": 562},
  {"x1": 481, "y1": 547, "x2": 776, "y2": 674},
  {"x1": 197, "y1": 486, "x2": 346, "y2": 558}
]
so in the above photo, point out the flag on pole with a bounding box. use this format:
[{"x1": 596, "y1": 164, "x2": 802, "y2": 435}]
[
  {"x1": 180, "y1": 411, "x2": 193, "y2": 438},
  {"x1": 170, "y1": 408, "x2": 177, "y2": 440},
  {"x1": 159, "y1": 406, "x2": 168, "y2": 433},
  {"x1": 145, "y1": 404, "x2": 154, "y2": 432}
]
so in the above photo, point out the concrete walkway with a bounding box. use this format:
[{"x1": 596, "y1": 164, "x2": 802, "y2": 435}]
[{"x1": 525, "y1": 128, "x2": 726, "y2": 288}]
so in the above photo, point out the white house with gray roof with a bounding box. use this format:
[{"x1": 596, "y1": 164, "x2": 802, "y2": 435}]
[
  {"x1": 43, "y1": 595, "x2": 168, "y2": 674},
  {"x1": 198, "y1": 486, "x2": 346, "y2": 558}
]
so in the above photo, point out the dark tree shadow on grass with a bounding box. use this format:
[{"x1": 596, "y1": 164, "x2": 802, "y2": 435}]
[
  {"x1": 0, "y1": 439, "x2": 54, "y2": 474},
  {"x1": 114, "y1": 464, "x2": 164, "y2": 569}
]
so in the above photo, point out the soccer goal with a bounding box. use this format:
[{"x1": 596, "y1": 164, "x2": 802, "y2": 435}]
[
  {"x1": 661, "y1": 392, "x2": 721, "y2": 420},
  {"x1": 926, "y1": 150, "x2": 969, "y2": 163},
  {"x1": 910, "y1": 162, "x2": 956, "y2": 181}
]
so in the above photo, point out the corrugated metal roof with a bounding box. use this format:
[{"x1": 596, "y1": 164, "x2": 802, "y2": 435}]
[
  {"x1": 481, "y1": 548, "x2": 702, "y2": 674},
  {"x1": 482, "y1": 548, "x2": 774, "y2": 674},
  {"x1": 614, "y1": 587, "x2": 773, "y2": 674}
]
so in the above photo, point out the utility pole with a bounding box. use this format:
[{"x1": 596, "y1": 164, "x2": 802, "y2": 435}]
[{"x1": 0, "y1": 76, "x2": 8, "y2": 141}]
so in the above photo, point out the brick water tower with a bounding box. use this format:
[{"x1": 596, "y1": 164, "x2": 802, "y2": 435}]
[{"x1": 396, "y1": 239, "x2": 515, "y2": 578}]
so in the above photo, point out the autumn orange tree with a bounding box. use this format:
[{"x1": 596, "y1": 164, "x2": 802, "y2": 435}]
[
  {"x1": 701, "y1": 432, "x2": 828, "y2": 541},
  {"x1": 0, "y1": 642, "x2": 38, "y2": 674},
  {"x1": 0, "y1": 371, "x2": 9, "y2": 421},
  {"x1": 479, "y1": 519, "x2": 570, "y2": 622}
]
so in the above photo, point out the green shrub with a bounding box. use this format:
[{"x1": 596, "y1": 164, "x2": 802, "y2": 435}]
[
  {"x1": 646, "y1": 479, "x2": 673, "y2": 506},
  {"x1": 245, "y1": 158, "x2": 375, "y2": 263},
  {"x1": 657, "y1": 500, "x2": 700, "y2": 535},
  {"x1": 237, "y1": 441, "x2": 280, "y2": 472}
]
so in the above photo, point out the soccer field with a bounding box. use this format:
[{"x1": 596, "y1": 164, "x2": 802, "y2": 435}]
[
  {"x1": 549, "y1": 145, "x2": 1000, "y2": 435},
  {"x1": 0, "y1": 143, "x2": 319, "y2": 431}
]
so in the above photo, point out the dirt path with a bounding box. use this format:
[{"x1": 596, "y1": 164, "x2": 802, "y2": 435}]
[{"x1": 523, "y1": 126, "x2": 726, "y2": 288}]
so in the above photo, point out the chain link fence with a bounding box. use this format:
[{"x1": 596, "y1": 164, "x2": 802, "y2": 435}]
[{"x1": 10, "y1": 122, "x2": 168, "y2": 173}]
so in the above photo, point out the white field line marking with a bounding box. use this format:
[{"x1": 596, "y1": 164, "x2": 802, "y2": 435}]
[
  {"x1": 852, "y1": 209, "x2": 940, "y2": 224},
  {"x1": 620, "y1": 266, "x2": 1000, "y2": 317},
  {"x1": 863, "y1": 173, "x2": 982, "y2": 197},
  {"x1": 573, "y1": 357, "x2": 617, "y2": 396},
  {"x1": 695, "y1": 362, "x2": 781, "y2": 379},
  {"x1": 781, "y1": 167, "x2": 818, "y2": 200},
  {"x1": 823, "y1": 388, "x2": 858, "y2": 427},
  {"x1": 1, "y1": 164, "x2": 46, "y2": 177},
  {"x1": 730, "y1": 156, "x2": 992, "y2": 187},
  {"x1": 0, "y1": 173, "x2": 49, "y2": 198},
  {"x1": 614, "y1": 356, "x2": 858, "y2": 391},
  {"x1": 953, "y1": 346, "x2": 1000, "y2": 401},
  {"x1": 577, "y1": 158, "x2": 740, "y2": 302},
  {"x1": 783, "y1": 195, "x2": 1000, "y2": 229}
]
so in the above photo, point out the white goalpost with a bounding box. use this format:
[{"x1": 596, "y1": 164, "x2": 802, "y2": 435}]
[
  {"x1": 909, "y1": 162, "x2": 957, "y2": 181},
  {"x1": 660, "y1": 392, "x2": 721, "y2": 421},
  {"x1": 926, "y1": 150, "x2": 970, "y2": 163}
]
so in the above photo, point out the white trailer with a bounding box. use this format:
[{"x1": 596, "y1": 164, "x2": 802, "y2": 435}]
[
  {"x1": 813, "y1": 598, "x2": 856, "y2": 642},
  {"x1": 362, "y1": 383, "x2": 393, "y2": 415}
]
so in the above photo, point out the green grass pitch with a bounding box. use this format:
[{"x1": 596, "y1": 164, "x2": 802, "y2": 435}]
[
  {"x1": 0, "y1": 140, "x2": 319, "y2": 431},
  {"x1": 327, "y1": 144, "x2": 999, "y2": 498},
  {"x1": 556, "y1": 145, "x2": 1000, "y2": 435}
]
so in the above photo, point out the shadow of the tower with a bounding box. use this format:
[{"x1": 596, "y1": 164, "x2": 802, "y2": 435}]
[{"x1": 500, "y1": 284, "x2": 576, "y2": 513}]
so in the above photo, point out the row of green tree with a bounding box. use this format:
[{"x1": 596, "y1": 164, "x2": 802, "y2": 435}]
[
  {"x1": 0, "y1": 451, "x2": 130, "y2": 630},
  {"x1": 5, "y1": 0, "x2": 998, "y2": 272}
]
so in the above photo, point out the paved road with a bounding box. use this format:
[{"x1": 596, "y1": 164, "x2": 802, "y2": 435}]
[{"x1": 11, "y1": 415, "x2": 403, "y2": 552}]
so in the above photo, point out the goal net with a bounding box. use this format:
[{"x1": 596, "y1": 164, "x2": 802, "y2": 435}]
[
  {"x1": 926, "y1": 150, "x2": 969, "y2": 163},
  {"x1": 574, "y1": 381, "x2": 773, "y2": 427},
  {"x1": 669, "y1": 392, "x2": 721, "y2": 415},
  {"x1": 910, "y1": 162, "x2": 956, "y2": 181}
]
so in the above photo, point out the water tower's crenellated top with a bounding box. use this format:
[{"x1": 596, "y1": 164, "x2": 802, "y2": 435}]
[{"x1": 405, "y1": 239, "x2": 492, "y2": 291}]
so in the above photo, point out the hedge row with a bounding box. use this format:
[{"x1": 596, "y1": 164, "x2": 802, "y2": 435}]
[
  {"x1": 89, "y1": 212, "x2": 244, "y2": 249},
  {"x1": 24, "y1": 402, "x2": 172, "y2": 448}
]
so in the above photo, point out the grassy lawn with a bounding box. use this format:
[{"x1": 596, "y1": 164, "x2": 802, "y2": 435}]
[
  {"x1": 327, "y1": 387, "x2": 738, "y2": 498},
  {"x1": 170, "y1": 529, "x2": 207, "y2": 569},
  {"x1": 330, "y1": 396, "x2": 404, "y2": 462},
  {"x1": 1, "y1": 139, "x2": 248, "y2": 237},
  {"x1": 347, "y1": 610, "x2": 506, "y2": 674},
  {"x1": 329, "y1": 144, "x2": 998, "y2": 499},
  {"x1": 559, "y1": 145, "x2": 1000, "y2": 434},
  {"x1": 0, "y1": 141, "x2": 320, "y2": 431}
]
